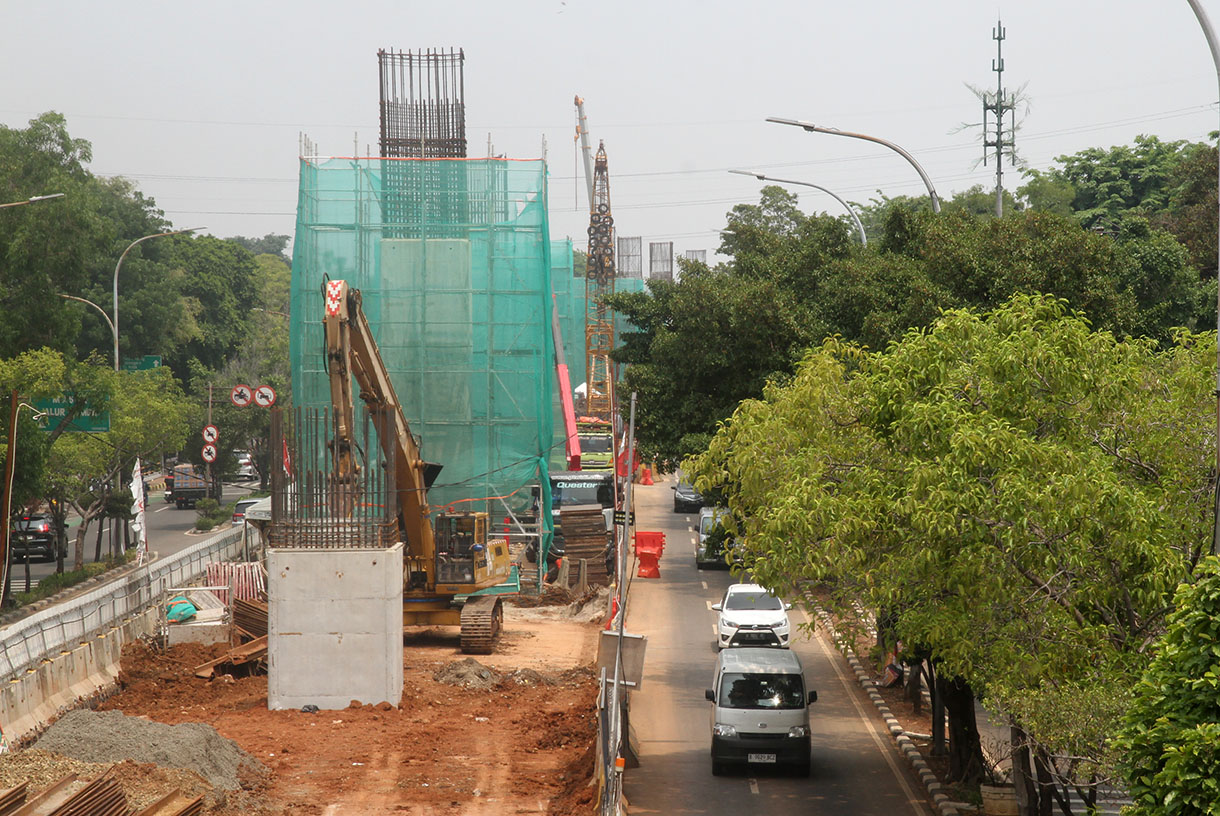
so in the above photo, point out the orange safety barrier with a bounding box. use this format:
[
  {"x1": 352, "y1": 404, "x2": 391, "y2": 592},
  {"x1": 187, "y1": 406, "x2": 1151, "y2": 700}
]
[
  {"x1": 634, "y1": 531, "x2": 665, "y2": 578},
  {"x1": 640, "y1": 466, "x2": 653, "y2": 485}
]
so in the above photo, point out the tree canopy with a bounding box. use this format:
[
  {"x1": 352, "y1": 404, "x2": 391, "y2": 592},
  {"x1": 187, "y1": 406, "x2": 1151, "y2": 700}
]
[{"x1": 690, "y1": 294, "x2": 1212, "y2": 793}]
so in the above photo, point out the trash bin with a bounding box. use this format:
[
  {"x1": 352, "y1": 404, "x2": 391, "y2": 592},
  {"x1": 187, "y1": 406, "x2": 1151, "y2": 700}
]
[{"x1": 634, "y1": 531, "x2": 665, "y2": 578}]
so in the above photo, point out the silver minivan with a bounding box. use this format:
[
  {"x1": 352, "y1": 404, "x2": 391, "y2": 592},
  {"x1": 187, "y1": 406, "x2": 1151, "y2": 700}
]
[{"x1": 705, "y1": 647, "x2": 817, "y2": 776}]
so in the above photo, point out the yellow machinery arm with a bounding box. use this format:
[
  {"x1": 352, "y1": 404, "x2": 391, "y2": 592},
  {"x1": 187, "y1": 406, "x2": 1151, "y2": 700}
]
[{"x1": 323, "y1": 279, "x2": 437, "y2": 571}]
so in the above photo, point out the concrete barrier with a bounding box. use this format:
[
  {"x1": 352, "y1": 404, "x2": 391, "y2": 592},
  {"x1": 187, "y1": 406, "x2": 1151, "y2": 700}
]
[{"x1": 1, "y1": 608, "x2": 157, "y2": 746}]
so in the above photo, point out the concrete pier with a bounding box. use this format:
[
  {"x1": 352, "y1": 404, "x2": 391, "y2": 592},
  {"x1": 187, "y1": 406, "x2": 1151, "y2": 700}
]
[{"x1": 267, "y1": 543, "x2": 404, "y2": 710}]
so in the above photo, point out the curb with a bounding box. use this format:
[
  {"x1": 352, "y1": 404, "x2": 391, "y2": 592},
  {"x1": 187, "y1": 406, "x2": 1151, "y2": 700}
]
[{"x1": 810, "y1": 603, "x2": 960, "y2": 816}]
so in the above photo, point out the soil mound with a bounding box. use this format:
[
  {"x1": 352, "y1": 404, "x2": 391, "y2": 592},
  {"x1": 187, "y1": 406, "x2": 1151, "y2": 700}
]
[
  {"x1": 33, "y1": 709, "x2": 265, "y2": 790},
  {"x1": 433, "y1": 658, "x2": 502, "y2": 689}
]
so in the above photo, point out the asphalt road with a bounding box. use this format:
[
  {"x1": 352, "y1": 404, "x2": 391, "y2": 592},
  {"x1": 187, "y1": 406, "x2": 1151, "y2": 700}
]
[
  {"x1": 621, "y1": 477, "x2": 932, "y2": 815},
  {"x1": 7, "y1": 479, "x2": 259, "y2": 591}
]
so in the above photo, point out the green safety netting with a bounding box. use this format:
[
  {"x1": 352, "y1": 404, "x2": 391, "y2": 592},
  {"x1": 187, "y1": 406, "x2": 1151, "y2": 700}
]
[{"x1": 290, "y1": 157, "x2": 555, "y2": 513}]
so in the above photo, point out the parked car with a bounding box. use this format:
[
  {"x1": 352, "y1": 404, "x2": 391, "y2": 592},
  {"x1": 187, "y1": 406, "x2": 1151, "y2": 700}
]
[
  {"x1": 673, "y1": 478, "x2": 703, "y2": 513},
  {"x1": 9, "y1": 514, "x2": 62, "y2": 562},
  {"x1": 231, "y1": 497, "x2": 262, "y2": 526},
  {"x1": 706, "y1": 646, "x2": 816, "y2": 776},
  {"x1": 712, "y1": 583, "x2": 792, "y2": 649}
]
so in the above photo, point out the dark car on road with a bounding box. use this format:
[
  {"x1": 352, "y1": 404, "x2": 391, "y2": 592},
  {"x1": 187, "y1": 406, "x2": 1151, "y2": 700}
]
[
  {"x1": 673, "y1": 478, "x2": 704, "y2": 513},
  {"x1": 9, "y1": 514, "x2": 61, "y2": 562}
]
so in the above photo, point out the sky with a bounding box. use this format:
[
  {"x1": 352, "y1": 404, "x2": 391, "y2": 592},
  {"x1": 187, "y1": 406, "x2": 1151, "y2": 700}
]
[{"x1": 4, "y1": 1, "x2": 1219, "y2": 262}]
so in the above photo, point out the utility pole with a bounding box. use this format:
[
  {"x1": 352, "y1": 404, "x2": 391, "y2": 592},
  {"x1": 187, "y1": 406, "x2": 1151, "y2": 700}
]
[{"x1": 983, "y1": 19, "x2": 1017, "y2": 217}]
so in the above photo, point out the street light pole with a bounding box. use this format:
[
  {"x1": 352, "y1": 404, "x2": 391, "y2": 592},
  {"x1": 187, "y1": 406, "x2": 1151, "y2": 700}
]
[
  {"x1": 112, "y1": 227, "x2": 204, "y2": 371},
  {"x1": 1185, "y1": 0, "x2": 1220, "y2": 555},
  {"x1": 729, "y1": 169, "x2": 868, "y2": 245},
  {"x1": 767, "y1": 117, "x2": 941, "y2": 213}
]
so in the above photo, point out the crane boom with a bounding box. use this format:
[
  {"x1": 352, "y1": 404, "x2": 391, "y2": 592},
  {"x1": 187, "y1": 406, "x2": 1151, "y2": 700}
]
[{"x1": 324, "y1": 279, "x2": 437, "y2": 568}]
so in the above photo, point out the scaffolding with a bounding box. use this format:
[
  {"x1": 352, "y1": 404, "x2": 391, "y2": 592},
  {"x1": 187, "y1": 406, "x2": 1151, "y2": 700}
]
[{"x1": 290, "y1": 156, "x2": 554, "y2": 515}]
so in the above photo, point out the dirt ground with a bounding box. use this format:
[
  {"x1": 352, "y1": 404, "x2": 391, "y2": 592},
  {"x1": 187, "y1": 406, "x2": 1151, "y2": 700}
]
[{"x1": 11, "y1": 594, "x2": 605, "y2": 816}]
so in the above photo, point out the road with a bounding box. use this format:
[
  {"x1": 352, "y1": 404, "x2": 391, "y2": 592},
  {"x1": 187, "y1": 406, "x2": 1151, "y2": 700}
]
[
  {"x1": 7, "y1": 478, "x2": 258, "y2": 591},
  {"x1": 622, "y1": 476, "x2": 932, "y2": 815}
]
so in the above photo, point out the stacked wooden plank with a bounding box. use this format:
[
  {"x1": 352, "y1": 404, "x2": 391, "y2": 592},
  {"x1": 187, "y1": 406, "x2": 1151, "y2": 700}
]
[
  {"x1": 194, "y1": 635, "x2": 268, "y2": 679},
  {"x1": 559, "y1": 505, "x2": 611, "y2": 586},
  {"x1": 231, "y1": 597, "x2": 268, "y2": 642}
]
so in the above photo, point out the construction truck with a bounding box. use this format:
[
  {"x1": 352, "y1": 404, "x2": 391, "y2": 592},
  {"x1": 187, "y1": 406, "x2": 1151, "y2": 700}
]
[
  {"x1": 169, "y1": 464, "x2": 209, "y2": 509},
  {"x1": 323, "y1": 279, "x2": 513, "y2": 653}
]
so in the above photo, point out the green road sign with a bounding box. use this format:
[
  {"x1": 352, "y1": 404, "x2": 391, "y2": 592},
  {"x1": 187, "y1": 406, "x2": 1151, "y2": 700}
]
[
  {"x1": 33, "y1": 394, "x2": 110, "y2": 433},
  {"x1": 121, "y1": 355, "x2": 162, "y2": 371}
]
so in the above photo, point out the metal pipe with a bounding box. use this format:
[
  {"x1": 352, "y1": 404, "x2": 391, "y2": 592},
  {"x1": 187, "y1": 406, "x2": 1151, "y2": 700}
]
[
  {"x1": 729, "y1": 169, "x2": 868, "y2": 245},
  {"x1": 0, "y1": 193, "x2": 64, "y2": 209},
  {"x1": 767, "y1": 116, "x2": 941, "y2": 213},
  {"x1": 1186, "y1": 0, "x2": 1220, "y2": 555}
]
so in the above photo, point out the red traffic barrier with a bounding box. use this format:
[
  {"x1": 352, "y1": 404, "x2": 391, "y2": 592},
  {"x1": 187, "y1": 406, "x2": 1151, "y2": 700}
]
[
  {"x1": 639, "y1": 466, "x2": 653, "y2": 485},
  {"x1": 605, "y1": 595, "x2": 620, "y2": 630},
  {"x1": 634, "y1": 531, "x2": 665, "y2": 578}
]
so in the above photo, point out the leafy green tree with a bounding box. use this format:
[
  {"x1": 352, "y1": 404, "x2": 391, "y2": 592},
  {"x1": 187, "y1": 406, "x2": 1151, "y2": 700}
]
[
  {"x1": 1018, "y1": 135, "x2": 1194, "y2": 230},
  {"x1": 165, "y1": 236, "x2": 258, "y2": 378},
  {"x1": 0, "y1": 114, "x2": 115, "y2": 359},
  {"x1": 1120, "y1": 557, "x2": 1220, "y2": 816},
  {"x1": 1159, "y1": 141, "x2": 1218, "y2": 283},
  {"x1": 942, "y1": 184, "x2": 1022, "y2": 220},
  {"x1": 226, "y1": 233, "x2": 291, "y2": 265},
  {"x1": 607, "y1": 262, "x2": 822, "y2": 469},
  {"x1": 691, "y1": 294, "x2": 1211, "y2": 797}
]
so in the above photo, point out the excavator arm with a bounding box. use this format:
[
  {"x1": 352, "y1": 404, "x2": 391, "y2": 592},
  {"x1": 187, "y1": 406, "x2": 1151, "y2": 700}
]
[{"x1": 324, "y1": 279, "x2": 437, "y2": 569}]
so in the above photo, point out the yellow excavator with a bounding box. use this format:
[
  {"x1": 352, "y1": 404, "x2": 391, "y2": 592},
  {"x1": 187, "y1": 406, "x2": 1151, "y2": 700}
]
[{"x1": 323, "y1": 279, "x2": 512, "y2": 653}]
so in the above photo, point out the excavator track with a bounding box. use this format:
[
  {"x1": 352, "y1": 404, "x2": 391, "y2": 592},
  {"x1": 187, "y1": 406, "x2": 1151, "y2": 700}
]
[{"x1": 460, "y1": 595, "x2": 503, "y2": 654}]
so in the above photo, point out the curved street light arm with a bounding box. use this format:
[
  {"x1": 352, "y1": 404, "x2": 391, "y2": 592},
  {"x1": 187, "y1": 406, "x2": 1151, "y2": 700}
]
[
  {"x1": 59, "y1": 294, "x2": 117, "y2": 358},
  {"x1": 112, "y1": 227, "x2": 205, "y2": 370},
  {"x1": 766, "y1": 116, "x2": 941, "y2": 213},
  {"x1": 729, "y1": 169, "x2": 868, "y2": 246},
  {"x1": 0, "y1": 193, "x2": 65, "y2": 209}
]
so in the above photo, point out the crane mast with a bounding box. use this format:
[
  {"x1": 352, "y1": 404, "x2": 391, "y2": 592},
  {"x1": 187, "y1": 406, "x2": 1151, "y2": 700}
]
[{"x1": 585, "y1": 141, "x2": 616, "y2": 422}]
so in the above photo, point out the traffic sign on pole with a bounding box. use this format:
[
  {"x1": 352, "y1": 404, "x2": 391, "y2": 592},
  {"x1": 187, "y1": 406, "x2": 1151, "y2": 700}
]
[
  {"x1": 230, "y1": 384, "x2": 252, "y2": 407},
  {"x1": 254, "y1": 385, "x2": 277, "y2": 407},
  {"x1": 202, "y1": 424, "x2": 219, "y2": 444},
  {"x1": 201, "y1": 444, "x2": 217, "y2": 463}
]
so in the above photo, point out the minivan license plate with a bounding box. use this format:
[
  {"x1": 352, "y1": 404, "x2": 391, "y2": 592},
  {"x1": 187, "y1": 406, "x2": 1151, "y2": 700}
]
[{"x1": 748, "y1": 753, "x2": 776, "y2": 764}]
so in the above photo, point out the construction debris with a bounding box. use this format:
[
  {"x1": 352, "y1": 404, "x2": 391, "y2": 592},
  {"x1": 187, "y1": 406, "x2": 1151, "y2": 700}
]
[
  {"x1": 230, "y1": 598, "x2": 267, "y2": 642},
  {"x1": 193, "y1": 636, "x2": 267, "y2": 680}
]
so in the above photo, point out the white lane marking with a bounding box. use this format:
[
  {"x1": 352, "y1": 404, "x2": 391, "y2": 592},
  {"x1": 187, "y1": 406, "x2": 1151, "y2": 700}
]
[
  {"x1": 807, "y1": 611, "x2": 932, "y2": 815},
  {"x1": 748, "y1": 778, "x2": 759, "y2": 795},
  {"x1": 701, "y1": 580, "x2": 708, "y2": 590},
  {"x1": 705, "y1": 600, "x2": 713, "y2": 611},
  {"x1": 712, "y1": 623, "x2": 718, "y2": 638},
  {"x1": 155, "y1": 504, "x2": 172, "y2": 513},
  {"x1": 687, "y1": 525, "x2": 694, "y2": 532}
]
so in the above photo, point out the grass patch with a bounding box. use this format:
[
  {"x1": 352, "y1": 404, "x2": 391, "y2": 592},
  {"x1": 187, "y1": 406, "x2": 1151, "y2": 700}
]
[{"x1": 7, "y1": 551, "x2": 136, "y2": 608}]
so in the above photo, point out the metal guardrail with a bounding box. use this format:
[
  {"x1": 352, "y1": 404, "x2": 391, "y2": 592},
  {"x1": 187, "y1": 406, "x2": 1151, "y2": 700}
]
[{"x1": 0, "y1": 527, "x2": 244, "y2": 679}]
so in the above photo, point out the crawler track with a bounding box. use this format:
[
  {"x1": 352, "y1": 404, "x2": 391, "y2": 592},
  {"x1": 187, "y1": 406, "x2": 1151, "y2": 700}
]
[{"x1": 459, "y1": 595, "x2": 503, "y2": 654}]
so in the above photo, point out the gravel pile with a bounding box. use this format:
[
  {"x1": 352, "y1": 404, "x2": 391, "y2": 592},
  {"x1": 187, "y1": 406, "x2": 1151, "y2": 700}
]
[
  {"x1": 33, "y1": 710, "x2": 264, "y2": 790},
  {"x1": 433, "y1": 658, "x2": 501, "y2": 690}
]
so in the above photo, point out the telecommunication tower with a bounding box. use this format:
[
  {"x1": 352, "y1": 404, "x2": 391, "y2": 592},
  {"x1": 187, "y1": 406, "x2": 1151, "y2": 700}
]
[
  {"x1": 585, "y1": 141, "x2": 616, "y2": 421},
  {"x1": 983, "y1": 20, "x2": 1018, "y2": 217}
]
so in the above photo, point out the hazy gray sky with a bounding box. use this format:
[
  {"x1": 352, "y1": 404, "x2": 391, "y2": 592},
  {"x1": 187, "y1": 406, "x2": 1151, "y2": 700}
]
[{"x1": 4, "y1": 1, "x2": 1217, "y2": 258}]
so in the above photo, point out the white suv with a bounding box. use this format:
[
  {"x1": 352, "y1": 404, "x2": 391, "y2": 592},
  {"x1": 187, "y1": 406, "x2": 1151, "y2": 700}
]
[{"x1": 712, "y1": 584, "x2": 792, "y2": 649}]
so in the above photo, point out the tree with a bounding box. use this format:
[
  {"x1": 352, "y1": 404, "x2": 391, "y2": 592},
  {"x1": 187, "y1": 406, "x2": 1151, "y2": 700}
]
[
  {"x1": 1120, "y1": 557, "x2": 1220, "y2": 816},
  {"x1": 607, "y1": 263, "x2": 821, "y2": 469},
  {"x1": 225, "y1": 234, "x2": 291, "y2": 265},
  {"x1": 1017, "y1": 135, "x2": 1196, "y2": 231},
  {"x1": 690, "y1": 294, "x2": 1211, "y2": 799},
  {"x1": 165, "y1": 236, "x2": 258, "y2": 378}
]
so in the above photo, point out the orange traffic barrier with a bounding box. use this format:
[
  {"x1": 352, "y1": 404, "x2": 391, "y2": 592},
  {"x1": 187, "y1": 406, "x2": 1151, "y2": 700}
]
[
  {"x1": 640, "y1": 466, "x2": 653, "y2": 485},
  {"x1": 634, "y1": 531, "x2": 665, "y2": 578}
]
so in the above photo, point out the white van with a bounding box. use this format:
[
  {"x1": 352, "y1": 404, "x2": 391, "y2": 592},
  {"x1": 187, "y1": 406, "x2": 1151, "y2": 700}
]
[{"x1": 705, "y1": 647, "x2": 816, "y2": 776}]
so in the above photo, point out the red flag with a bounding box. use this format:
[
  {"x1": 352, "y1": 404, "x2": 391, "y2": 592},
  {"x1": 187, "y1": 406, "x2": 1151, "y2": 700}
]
[{"x1": 282, "y1": 438, "x2": 293, "y2": 477}]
